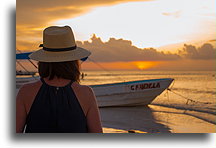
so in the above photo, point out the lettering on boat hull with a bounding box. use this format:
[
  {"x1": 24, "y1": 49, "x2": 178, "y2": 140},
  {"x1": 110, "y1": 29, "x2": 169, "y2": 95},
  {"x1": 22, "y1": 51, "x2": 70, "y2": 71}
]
[{"x1": 130, "y1": 82, "x2": 160, "y2": 90}]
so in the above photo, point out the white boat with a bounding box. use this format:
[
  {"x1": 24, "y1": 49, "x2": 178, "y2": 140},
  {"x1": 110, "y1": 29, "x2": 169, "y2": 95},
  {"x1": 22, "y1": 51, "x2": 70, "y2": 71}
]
[
  {"x1": 91, "y1": 78, "x2": 174, "y2": 107},
  {"x1": 16, "y1": 52, "x2": 174, "y2": 107},
  {"x1": 16, "y1": 77, "x2": 174, "y2": 107}
]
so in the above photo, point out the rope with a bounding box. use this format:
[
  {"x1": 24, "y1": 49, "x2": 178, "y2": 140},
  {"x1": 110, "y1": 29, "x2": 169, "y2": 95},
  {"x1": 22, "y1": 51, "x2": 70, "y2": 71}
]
[
  {"x1": 16, "y1": 48, "x2": 38, "y2": 69},
  {"x1": 167, "y1": 88, "x2": 212, "y2": 105},
  {"x1": 88, "y1": 58, "x2": 126, "y2": 82},
  {"x1": 16, "y1": 60, "x2": 30, "y2": 73}
]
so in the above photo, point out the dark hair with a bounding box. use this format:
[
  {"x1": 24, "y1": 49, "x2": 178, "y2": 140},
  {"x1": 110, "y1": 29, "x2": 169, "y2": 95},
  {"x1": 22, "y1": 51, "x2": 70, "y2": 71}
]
[{"x1": 38, "y1": 61, "x2": 80, "y2": 82}]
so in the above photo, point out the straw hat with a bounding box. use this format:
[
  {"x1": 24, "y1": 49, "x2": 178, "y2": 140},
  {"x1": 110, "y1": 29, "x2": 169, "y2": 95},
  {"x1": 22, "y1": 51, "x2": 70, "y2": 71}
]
[{"x1": 29, "y1": 26, "x2": 91, "y2": 62}]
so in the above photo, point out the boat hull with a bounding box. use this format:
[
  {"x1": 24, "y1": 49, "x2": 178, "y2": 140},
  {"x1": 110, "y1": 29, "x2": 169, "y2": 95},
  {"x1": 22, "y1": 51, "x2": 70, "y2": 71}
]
[{"x1": 91, "y1": 78, "x2": 174, "y2": 107}]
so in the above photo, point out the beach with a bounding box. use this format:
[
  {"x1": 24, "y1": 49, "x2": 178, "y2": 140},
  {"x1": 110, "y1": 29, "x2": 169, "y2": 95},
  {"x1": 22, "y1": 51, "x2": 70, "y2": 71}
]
[
  {"x1": 16, "y1": 71, "x2": 216, "y2": 133},
  {"x1": 100, "y1": 105, "x2": 215, "y2": 133}
]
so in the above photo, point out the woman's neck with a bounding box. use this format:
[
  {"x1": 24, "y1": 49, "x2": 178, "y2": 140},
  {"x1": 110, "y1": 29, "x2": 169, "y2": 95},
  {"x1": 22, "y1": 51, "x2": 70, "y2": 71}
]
[{"x1": 43, "y1": 77, "x2": 71, "y2": 87}]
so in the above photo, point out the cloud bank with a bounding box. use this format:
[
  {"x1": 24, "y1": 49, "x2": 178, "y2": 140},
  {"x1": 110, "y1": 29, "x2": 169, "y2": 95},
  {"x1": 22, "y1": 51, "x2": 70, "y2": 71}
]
[
  {"x1": 17, "y1": 35, "x2": 215, "y2": 71},
  {"x1": 77, "y1": 35, "x2": 215, "y2": 62},
  {"x1": 178, "y1": 44, "x2": 216, "y2": 60}
]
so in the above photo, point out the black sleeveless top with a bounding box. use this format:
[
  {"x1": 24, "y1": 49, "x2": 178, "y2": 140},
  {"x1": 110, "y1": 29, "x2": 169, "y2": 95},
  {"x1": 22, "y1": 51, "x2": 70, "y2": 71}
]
[{"x1": 25, "y1": 78, "x2": 88, "y2": 133}]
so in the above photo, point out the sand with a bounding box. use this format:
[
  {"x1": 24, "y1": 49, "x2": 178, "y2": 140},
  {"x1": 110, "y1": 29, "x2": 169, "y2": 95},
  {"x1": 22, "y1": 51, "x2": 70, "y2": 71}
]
[{"x1": 100, "y1": 105, "x2": 215, "y2": 133}]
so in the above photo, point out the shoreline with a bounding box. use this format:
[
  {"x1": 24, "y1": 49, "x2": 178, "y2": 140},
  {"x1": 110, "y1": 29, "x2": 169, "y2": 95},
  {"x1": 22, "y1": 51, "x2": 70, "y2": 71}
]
[{"x1": 100, "y1": 105, "x2": 215, "y2": 133}]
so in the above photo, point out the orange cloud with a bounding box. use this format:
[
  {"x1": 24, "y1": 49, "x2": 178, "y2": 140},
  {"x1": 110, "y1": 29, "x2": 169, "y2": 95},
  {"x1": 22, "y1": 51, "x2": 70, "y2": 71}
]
[
  {"x1": 81, "y1": 61, "x2": 160, "y2": 70},
  {"x1": 82, "y1": 61, "x2": 136, "y2": 70},
  {"x1": 81, "y1": 59, "x2": 215, "y2": 71},
  {"x1": 17, "y1": 59, "x2": 215, "y2": 72},
  {"x1": 16, "y1": 0, "x2": 149, "y2": 51},
  {"x1": 157, "y1": 60, "x2": 215, "y2": 71}
]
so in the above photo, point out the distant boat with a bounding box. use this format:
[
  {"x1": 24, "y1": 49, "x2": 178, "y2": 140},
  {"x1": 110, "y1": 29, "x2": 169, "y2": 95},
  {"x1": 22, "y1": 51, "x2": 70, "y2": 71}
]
[
  {"x1": 16, "y1": 76, "x2": 38, "y2": 88},
  {"x1": 16, "y1": 70, "x2": 36, "y2": 76},
  {"x1": 16, "y1": 77, "x2": 173, "y2": 106}
]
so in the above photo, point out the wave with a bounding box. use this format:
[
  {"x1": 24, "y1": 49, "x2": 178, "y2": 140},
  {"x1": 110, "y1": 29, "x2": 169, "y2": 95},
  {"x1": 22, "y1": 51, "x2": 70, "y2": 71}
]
[
  {"x1": 171, "y1": 88, "x2": 216, "y2": 95},
  {"x1": 151, "y1": 103, "x2": 216, "y2": 125}
]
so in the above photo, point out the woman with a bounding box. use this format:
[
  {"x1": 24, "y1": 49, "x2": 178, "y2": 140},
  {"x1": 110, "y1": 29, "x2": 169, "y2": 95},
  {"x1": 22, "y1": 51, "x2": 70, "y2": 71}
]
[{"x1": 16, "y1": 26, "x2": 103, "y2": 133}]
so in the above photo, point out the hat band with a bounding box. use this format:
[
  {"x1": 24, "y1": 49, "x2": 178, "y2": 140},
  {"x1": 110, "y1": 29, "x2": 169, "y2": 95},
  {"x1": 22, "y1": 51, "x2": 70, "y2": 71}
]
[{"x1": 40, "y1": 44, "x2": 77, "y2": 52}]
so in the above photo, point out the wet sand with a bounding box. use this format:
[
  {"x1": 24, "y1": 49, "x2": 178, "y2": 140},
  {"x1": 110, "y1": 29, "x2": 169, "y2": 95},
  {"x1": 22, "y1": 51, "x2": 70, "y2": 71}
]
[
  {"x1": 16, "y1": 89, "x2": 215, "y2": 133},
  {"x1": 100, "y1": 105, "x2": 216, "y2": 133},
  {"x1": 149, "y1": 105, "x2": 215, "y2": 133},
  {"x1": 100, "y1": 105, "x2": 171, "y2": 133}
]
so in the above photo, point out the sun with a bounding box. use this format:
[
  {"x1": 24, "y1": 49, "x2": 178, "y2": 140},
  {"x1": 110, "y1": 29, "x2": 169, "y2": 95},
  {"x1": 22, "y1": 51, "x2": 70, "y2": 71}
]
[{"x1": 133, "y1": 61, "x2": 160, "y2": 70}]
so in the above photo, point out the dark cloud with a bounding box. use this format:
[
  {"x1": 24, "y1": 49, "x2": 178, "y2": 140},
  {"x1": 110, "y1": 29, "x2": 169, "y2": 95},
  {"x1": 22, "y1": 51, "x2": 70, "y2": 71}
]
[
  {"x1": 76, "y1": 35, "x2": 216, "y2": 62},
  {"x1": 77, "y1": 35, "x2": 181, "y2": 62},
  {"x1": 178, "y1": 43, "x2": 216, "y2": 60}
]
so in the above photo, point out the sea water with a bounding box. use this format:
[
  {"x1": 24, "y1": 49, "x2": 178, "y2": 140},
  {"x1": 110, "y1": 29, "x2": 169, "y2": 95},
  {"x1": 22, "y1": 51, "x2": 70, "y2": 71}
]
[{"x1": 80, "y1": 70, "x2": 216, "y2": 132}]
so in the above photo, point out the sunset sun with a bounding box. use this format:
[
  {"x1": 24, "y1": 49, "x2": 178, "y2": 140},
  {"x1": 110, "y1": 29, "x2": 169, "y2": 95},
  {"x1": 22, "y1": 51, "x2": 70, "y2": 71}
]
[{"x1": 133, "y1": 61, "x2": 160, "y2": 70}]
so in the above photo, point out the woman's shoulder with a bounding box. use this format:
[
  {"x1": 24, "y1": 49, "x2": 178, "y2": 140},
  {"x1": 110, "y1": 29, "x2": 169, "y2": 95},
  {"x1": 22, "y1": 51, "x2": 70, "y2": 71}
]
[
  {"x1": 72, "y1": 82, "x2": 96, "y2": 103},
  {"x1": 20, "y1": 80, "x2": 42, "y2": 90},
  {"x1": 17, "y1": 80, "x2": 42, "y2": 107},
  {"x1": 72, "y1": 82, "x2": 94, "y2": 95},
  {"x1": 71, "y1": 82, "x2": 96, "y2": 115},
  {"x1": 18, "y1": 80, "x2": 42, "y2": 97}
]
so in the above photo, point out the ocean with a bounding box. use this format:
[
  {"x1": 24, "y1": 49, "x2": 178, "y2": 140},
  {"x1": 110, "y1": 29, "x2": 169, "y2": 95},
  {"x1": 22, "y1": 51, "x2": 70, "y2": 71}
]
[
  {"x1": 16, "y1": 70, "x2": 216, "y2": 133},
  {"x1": 80, "y1": 70, "x2": 216, "y2": 133}
]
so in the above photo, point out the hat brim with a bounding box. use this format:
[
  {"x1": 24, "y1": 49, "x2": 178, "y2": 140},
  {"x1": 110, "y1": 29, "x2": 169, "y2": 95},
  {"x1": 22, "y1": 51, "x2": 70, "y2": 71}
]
[{"x1": 29, "y1": 47, "x2": 91, "y2": 62}]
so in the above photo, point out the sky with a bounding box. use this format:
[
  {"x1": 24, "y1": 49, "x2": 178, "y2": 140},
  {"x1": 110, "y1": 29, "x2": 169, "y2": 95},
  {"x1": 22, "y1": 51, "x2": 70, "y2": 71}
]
[{"x1": 16, "y1": 0, "x2": 216, "y2": 71}]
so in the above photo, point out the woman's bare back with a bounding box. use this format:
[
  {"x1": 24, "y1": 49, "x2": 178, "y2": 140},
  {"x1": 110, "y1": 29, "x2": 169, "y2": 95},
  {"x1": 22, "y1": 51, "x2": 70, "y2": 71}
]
[{"x1": 16, "y1": 78, "x2": 102, "y2": 133}]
